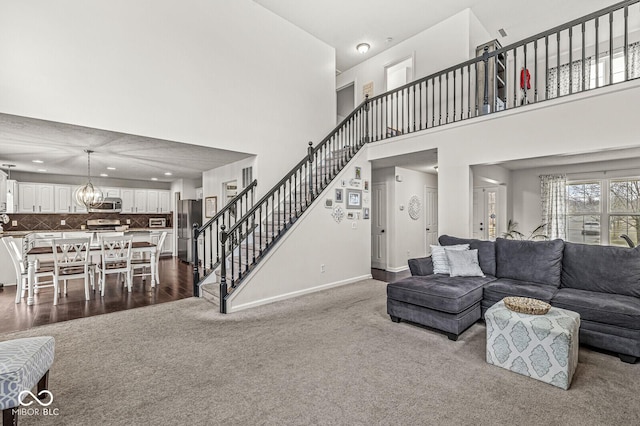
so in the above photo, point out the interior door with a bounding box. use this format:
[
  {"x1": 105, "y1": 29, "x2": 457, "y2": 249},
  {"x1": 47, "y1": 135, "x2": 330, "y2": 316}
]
[
  {"x1": 424, "y1": 186, "x2": 438, "y2": 254},
  {"x1": 371, "y1": 183, "x2": 387, "y2": 269},
  {"x1": 473, "y1": 189, "x2": 486, "y2": 239},
  {"x1": 473, "y1": 187, "x2": 500, "y2": 240}
]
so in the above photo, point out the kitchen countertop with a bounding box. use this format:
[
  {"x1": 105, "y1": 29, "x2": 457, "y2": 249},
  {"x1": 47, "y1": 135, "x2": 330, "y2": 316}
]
[{"x1": 0, "y1": 227, "x2": 173, "y2": 237}]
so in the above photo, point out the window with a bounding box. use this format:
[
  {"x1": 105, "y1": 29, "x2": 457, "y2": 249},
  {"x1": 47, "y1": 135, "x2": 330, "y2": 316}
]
[
  {"x1": 609, "y1": 179, "x2": 640, "y2": 246},
  {"x1": 241, "y1": 167, "x2": 253, "y2": 189},
  {"x1": 566, "y1": 178, "x2": 640, "y2": 246},
  {"x1": 566, "y1": 181, "x2": 601, "y2": 244}
]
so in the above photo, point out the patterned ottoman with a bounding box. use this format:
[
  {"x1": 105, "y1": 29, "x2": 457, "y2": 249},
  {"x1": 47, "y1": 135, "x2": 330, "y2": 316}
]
[
  {"x1": 0, "y1": 336, "x2": 55, "y2": 423},
  {"x1": 485, "y1": 300, "x2": 580, "y2": 390}
]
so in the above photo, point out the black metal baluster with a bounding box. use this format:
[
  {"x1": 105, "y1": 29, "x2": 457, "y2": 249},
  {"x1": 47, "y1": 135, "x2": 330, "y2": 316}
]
[
  {"x1": 419, "y1": 82, "x2": 422, "y2": 130},
  {"x1": 524, "y1": 43, "x2": 528, "y2": 103},
  {"x1": 556, "y1": 32, "x2": 561, "y2": 96},
  {"x1": 534, "y1": 40, "x2": 538, "y2": 101},
  {"x1": 432, "y1": 78, "x2": 435, "y2": 127},
  {"x1": 412, "y1": 85, "x2": 416, "y2": 132},
  {"x1": 569, "y1": 28, "x2": 573, "y2": 94},
  {"x1": 609, "y1": 12, "x2": 614, "y2": 85},
  {"x1": 438, "y1": 74, "x2": 442, "y2": 125},
  {"x1": 596, "y1": 17, "x2": 600, "y2": 88},
  {"x1": 545, "y1": 35, "x2": 549, "y2": 99},
  {"x1": 514, "y1": 47, "x2": 518, "y2": 106},
  {"x1": 625, "y1": 6, "x2": 629, "y2": 82},
  {"x1": 459, "y1": 68, "x2": 463, "y2": 121},
  {"x1": 219, "y1": 225, "x2": 227, "y2": 313},
  {"x1": 453, "y1": 70, "x2": 456, "y2": 122}
]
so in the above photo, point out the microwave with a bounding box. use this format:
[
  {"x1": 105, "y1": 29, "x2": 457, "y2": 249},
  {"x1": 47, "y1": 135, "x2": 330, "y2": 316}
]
[
  {"x1": 88, "y1": 197, "x2": 122, "y2": 213},
  {"x1": 149, "y1": 218, "x2": 166, "y2": 228}
]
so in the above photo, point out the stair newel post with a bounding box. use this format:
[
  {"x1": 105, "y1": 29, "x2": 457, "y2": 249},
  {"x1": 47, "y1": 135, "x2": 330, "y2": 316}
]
[
  {"x1": 219, "y1": 224, "x2": 228, "y2": 313},
  {"x1": 307, "y1": 141, "x2": 314, "y2": 201},
  {"x1": 192, "y1": 223, "x2": 200, "y2": 297},
  {"x1": 364, "y1": 94, "x2": 370, "y2": 145}
]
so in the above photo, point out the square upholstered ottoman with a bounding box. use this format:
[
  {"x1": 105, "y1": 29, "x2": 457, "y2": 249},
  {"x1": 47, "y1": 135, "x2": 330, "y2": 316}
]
[{"x1": 485, "y1": 300, "x2": 580, "y2": 390}]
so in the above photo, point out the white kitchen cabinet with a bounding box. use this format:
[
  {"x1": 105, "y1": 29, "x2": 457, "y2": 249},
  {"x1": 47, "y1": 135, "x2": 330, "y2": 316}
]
[
  {"x1": 159, "y1": 191, "x2": 171, "y2": 213},
  {"x1": 54, "y1": 185, "x2": 87, "y2": 213},
  {"x1": 18, "y1": 183, "x2": 55, "y2": 213},
  {"x1": 102, "y1": 187, "x2": 120, "y2": 198},
  {"x1": 0, "y1": 170, "x2": 7, "y2": 212},
  {"x1": 151, "y1": 230, "x2": 173, "y2": 255},
  {"x1": 121, "y1": 189, "x2": 135, "y2": 213},
  {"x1": 147, "y1": 190, "x2": 159, "y2": 213},
  {"x1": 6, "y1": 180, "x2": 18, "y2": 214},
  {"x1": 134, "y1": 189, "x2": 147, "y2": 213}
]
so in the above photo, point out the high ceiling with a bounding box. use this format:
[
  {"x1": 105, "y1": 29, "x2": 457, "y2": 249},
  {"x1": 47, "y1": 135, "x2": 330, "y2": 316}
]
[
  {"x1": 254, "y1": 0, "x2": 618, "y2": 72},
  {"x1": 0, "y1": 114, "x2": 252, "y2": 182}
]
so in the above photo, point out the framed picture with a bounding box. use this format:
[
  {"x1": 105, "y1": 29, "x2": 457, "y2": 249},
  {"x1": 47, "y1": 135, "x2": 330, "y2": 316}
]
[
  {"x1": 363, "y1": 207, "x2": 370, "y2": 220},
  {"x1": 205, "y1": 196, "x2": 218, "y2": 218},
  {"x1": 355, "y1": 166, "x2": 362, "y2": 180},
  {"x1": 346, "y1": 189, "x2": 362, "y2": 209},
  {"x1": 335, "y1": 189, "x2": 343, "y2": 203},
  {"x1": 364, "y1": 180, "x2": 369, "y2": 192},
  {"x1": 325, "y1": 198, "x2": 333, "y2": 208}
]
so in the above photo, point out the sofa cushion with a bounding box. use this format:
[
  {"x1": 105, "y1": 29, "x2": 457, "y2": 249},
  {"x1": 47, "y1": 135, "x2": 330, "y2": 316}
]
[
  {"x1": 408, "y1": 256, "x2": 434, "y2": 276},
  {"x1": 446, "y1": 249, "x2": 485, "y2": 277},
  {"x1": 439, "y1": 235, "x2": 496, "y2": 276},
  {"x1": 387, "y1": 275, "x2": 495, "y2": 314},
  {"x1": 430, "y1": 244, "x2": 469, "y2": 274},
  {"x1": 561, "y1": 242, "x2": 640, "y2": 298},
  {"x1": 495, "y1": 238, "x2": 564, "y2": 287},
  {"x1": 483, "y1": 278, "x2": 559, "y2": 304},
  {"x1": 552, "y1": 288, "x2": 640, "y2": 330}
]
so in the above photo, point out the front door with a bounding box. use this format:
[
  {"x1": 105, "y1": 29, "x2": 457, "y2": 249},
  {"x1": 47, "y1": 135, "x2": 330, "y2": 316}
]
[{"x1": 371, "y1": 183, "x2": 387, "y2": 269}]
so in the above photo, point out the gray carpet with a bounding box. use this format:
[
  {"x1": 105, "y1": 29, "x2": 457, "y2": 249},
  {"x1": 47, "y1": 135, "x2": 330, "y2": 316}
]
[{"x1": 3, "y1": 279, "x2": 639, "y2": 425}]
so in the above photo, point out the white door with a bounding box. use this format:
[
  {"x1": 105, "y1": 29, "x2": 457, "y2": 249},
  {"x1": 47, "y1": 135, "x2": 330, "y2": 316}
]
[
  {"x1": 473, "y1": 187, "x2": 499, "y2": 240},
  {"x1": 371, "y1": 183, "x2": 387, "y2": 269},
  {"x1": 473, "y1": 189, "x2": 485, "y2": 239},
  {"x1": 424, "y1": 186, "x2": 438, "y2": 254}
]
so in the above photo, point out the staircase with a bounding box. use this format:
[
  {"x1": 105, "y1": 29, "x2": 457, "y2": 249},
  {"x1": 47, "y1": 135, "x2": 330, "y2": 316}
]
[{"x1": 194, "y1": 0, "x2": 640, "y2": 312}]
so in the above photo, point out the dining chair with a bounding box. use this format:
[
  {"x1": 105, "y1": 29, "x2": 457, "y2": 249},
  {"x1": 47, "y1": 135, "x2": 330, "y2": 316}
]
[
  {"x1": 96, "y1": 235, "x2": 133, "y2": 296},
  {"x1": 131, "y1": 231, "x2": 166, "y2": 284},
  {"x1": 50, "y1": 238, "x2": 92, "y2": 305},
  {"x1": 1, "y1": 237, "x2": 54, "y2": 304}
]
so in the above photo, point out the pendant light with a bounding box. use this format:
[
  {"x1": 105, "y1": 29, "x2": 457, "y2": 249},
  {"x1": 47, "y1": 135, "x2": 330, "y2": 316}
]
[{"x1": 74, "y1": 150, "x2": 103, "y2": 208}]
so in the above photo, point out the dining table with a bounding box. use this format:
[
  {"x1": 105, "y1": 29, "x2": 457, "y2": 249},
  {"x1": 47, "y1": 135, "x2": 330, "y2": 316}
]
[{"x1": 25, "y1": 241, "x2": 157, "y2": 306}]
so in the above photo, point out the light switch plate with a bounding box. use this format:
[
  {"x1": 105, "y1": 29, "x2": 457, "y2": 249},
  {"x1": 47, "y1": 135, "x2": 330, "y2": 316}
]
[
  {"x1": 61, "y1": 220, "x2": 66, "y2": 225},
  {"x1": 11, "y1": 220, "x2": 17, "y2": 227}
]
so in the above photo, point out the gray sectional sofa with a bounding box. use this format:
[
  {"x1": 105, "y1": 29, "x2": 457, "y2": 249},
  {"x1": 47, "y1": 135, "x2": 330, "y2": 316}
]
[{"x1": 386, "y1": 235, "x2": 640, "y2": 363}]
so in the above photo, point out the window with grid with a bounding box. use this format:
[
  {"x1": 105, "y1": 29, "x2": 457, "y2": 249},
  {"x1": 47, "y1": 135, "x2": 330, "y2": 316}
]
[
  {"x1": 609, "y1": 178, "x2": 640, "y2": 246},
  {"x1": 566, "y1": 181, "x2": 601, "y2": 245}
]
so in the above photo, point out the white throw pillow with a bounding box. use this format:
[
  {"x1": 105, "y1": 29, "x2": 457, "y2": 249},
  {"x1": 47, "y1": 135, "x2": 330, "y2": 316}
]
[
  {"x1": 446, "y1": 249, "x2": 485, "y2": 277},
  {"x1": 430, "y1": 244, "x2": 469, "y2": 274}
]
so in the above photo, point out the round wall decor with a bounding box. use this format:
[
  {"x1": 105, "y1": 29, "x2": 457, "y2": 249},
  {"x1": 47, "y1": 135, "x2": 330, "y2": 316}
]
[
  {"x1": 408, "y1": 195, "x2": 421, "y2": 220},
  {"x1": 332, "y1": 206, "x2": 345, "y2": 223}
]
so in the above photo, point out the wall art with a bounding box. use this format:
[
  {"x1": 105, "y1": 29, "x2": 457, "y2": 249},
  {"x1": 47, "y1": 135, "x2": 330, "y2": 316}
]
[
  {"x1": 335, "y1": 188, "x2": 343, "y2": 203},
  {"x1": 346, "y1": 189, "x2": 362, "y2": 209},
  {"x1": 408, "y1": 195, "x2": 421, "y2": 220},
  {"x1": 332, "y1": 206, "x2": 345, "y2": 223}
]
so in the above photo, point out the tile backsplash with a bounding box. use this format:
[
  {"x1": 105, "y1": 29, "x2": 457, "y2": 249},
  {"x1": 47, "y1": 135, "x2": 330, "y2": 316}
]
[{"x1": 4, "y1": 212, "x2": 172, "y2": 232}]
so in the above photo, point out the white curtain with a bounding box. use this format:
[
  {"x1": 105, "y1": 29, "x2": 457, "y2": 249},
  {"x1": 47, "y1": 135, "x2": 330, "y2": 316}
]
[
  {"x1": 628, "y1": 42, "x2": 640, "y2": 79},
  {"x1": 548, "y1": 58, "x2": 591, "y2": 98},
  {"x1": 541, "y1": 174, "x2": 567, "y2": 240}
]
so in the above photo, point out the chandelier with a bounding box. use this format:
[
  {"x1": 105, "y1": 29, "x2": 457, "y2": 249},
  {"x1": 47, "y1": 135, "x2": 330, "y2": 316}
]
[{"x1": 74, "y1": 150, "x2": 103, "y2": 208}]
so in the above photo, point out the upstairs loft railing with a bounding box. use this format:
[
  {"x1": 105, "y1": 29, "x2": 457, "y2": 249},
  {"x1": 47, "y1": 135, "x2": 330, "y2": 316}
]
[
  {"x1": 192, "y1": 179, "x2": 257, "y2": 295},
  {"x1": 196, "y1": 0, "x2": 640, "y2": 312}
]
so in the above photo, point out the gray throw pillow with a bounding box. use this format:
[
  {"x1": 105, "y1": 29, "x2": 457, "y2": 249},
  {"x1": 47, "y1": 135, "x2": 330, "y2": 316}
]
[
  {"x1": 430, "y1": 244, "x2": 469, "y2": 274},
  {"x1": 446, "y1": 249, "x2": 485, "y2": 277}
]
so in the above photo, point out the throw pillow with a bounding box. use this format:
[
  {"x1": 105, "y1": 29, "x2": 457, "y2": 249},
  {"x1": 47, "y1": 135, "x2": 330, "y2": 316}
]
[
  {"x1": 431, "y1": 244, "x2": 469, "y2": 274},
  {"x1": 446, "y1": 249, "x2": 485, "y2": 277}
]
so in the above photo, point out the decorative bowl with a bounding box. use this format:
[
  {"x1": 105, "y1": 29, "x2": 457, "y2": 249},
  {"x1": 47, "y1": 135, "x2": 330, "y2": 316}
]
[{"x1": 503, "y1": 297, "x2": 551, "y2": 315}]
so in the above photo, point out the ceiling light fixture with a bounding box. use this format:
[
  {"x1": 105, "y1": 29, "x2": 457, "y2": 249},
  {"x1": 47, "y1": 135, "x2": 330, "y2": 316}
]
[
  {"x1": 32, "y1": 160, "x2": 44, "y2": 164},
  {"x1": 356, "y1": 43, "x2": 370, "y2": 54},
  {"x1": 164, "y1": 172, "x2": 172, "y2": 176},
  {"x1": 151, "y1": 177, "x2": 158, "y2": 181},
  {"x1": 74, "y1": 150, "x2": 103, "y2": 209},
  {"x1": 37, "y1": 169, "x2": 47, "y2": 172},
  {"x1": 100, "y1": 173, "x2": 108, "y2": 177},
  {"x1": 107, "y1": 167, "x2": 116, "y2": 170}
]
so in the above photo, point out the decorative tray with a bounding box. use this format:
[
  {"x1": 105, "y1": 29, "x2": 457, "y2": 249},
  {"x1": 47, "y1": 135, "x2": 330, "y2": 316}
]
[{"x1": 503, "y1": 297, "x2": 551, "y2": 315}]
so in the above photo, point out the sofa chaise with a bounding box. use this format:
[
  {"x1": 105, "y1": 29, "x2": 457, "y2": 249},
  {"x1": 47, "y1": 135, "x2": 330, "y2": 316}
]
[{"x1": 386, "y1": 235, "x2": 640, "y2": 364}]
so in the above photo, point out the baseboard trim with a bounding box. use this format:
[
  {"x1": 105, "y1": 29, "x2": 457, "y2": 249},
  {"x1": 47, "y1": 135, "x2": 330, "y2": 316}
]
[
  {"x1": 386, "y1": 265, "x2": 409, "y2": 273},
  {"x1": 228, "y1": 274, "x2": 373, "y2": 313}
]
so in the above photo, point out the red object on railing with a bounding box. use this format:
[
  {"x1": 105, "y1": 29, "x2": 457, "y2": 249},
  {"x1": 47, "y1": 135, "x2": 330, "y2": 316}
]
[{"x1": 520, "y1": 68, "x2": 531, "y2": 90}]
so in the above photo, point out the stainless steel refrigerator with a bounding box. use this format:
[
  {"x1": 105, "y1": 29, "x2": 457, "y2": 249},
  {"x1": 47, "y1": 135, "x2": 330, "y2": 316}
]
[{"x1": 177, "y1": 199, "x2": 202, "y2": 263}]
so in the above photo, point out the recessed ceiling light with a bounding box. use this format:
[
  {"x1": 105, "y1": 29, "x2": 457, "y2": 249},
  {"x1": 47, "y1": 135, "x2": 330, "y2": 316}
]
[
  {"x1": 356, "y1": 43, "x2": 370, "y2": 54},
  {"x1": 37, "y1": 169, "x2": 47, "y2": 172},
  {"x1": 107, "y1": 167, "x2": 116, "y2": 170},
  {"x1": 151, "y1": 177, "x2": 158, "y2": 181},
  {"x1": 164, "y1": 172, "x2": 172, "y2": 176},
  {"x1": 32, "y1": 160, "x2": 44, "y2": 164},
  {"x1": 100, "y1": 173, "x2": 108, "y2": 177},
  {"x1": 385, "y1": 37, "x2": 393, "y2": 43}
]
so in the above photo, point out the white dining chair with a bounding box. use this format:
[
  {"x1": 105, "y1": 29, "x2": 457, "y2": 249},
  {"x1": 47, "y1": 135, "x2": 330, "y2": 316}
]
[
  {"x1": 1, "y1": 237, "x2": 54, "y2": 304},
  {"x1": 50, "y1": 238, "x2": 92, "y2": 306},
  {"x1": 131, "y1": 231, "x2": 166, "y2": 284},
  {"x1": 96, "y1": 235, "x2": 133, "y2": 296}
]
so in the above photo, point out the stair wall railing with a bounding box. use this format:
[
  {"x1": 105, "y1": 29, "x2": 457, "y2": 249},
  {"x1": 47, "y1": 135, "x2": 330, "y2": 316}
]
[
  {"x1": 197, "y1": 0, "x2": 640, "y2": 312},
  {"x1": 192, "y1": 179, "x2": 257, "y2": 295}
]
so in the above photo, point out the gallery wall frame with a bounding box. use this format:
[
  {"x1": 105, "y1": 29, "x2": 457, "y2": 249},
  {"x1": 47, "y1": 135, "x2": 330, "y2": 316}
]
[
  {"x1": 205, "y1": 196, "x2": 218, "y2": 218},
  {"x1": 346, "y1": 189, "x2": 362, "y2": 209}
]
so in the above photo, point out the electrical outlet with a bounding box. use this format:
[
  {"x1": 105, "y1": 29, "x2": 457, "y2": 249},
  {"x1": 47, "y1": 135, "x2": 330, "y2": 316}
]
[
  {"x1": 61, "y1": 220, "x2": 66, "y2": 226},
  {"x1": 320, "y1": 264, "x2": 325, "y2": 273},
  {"x1": 352, "y1": 222, "x2": 357, "y2": 229},
  {"x1": 126, "y1": 219, "x2": 131, "y2": 224},
  {"x1": 11, "y1": 220, "x2": 17, "y2": 227}
]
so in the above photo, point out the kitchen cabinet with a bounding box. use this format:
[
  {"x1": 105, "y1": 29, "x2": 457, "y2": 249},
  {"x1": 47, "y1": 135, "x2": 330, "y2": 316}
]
[
  {"x1": 102, "y1": 187, "x2": 120, "y2": 198},
  {"x1": 145, "y1": 190, "x2": 171, "y2": 214},
  {"x1": 18, "y1": 183, "x2": 55, "y2": 213},
  {"x1": 134, "y1": 190, "x2": 147, "y2": 213},
  {"x1": 147, "y1": 190, "x2": 159, "y2": 213},
  {"x1": 151, "y1": 230, "x2": 173, "y2": 255},
  {"x1": 159, "y1": 191, "x2": 171, "y2": 213},
  {"x1": 5, "y1": 180, "x2": 18, "y2": 213},
  {"x1": 54, "y1": 185, "x2": 87, "y2": 213},
  {"x1": 0, "y1": 170, "x2": 6, "y2": 212},
  {"x1": 121, "y1": 189, "x2": 135, "y2": 213}
]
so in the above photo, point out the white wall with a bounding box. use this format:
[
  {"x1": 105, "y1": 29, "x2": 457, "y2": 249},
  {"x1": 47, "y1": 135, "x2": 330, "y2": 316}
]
[
  {"x1": 228, "y1": 151, "x2": 371, "y2": 311},
  {"x1": 336, "y1": 9, "x2": 490, "y2": 102},
  {"x1": 368, "y1": 79, "x2": 640, "y2": 238},
  {"x1": 0, "y1": 0, "x2": 336, "y2": 199}
]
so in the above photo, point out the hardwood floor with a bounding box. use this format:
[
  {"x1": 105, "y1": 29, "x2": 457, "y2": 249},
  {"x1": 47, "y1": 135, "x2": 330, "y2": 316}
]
[
  {"x1": 0, "y1": 257, "x2": 193, "y2": 334},
  {"x1": 0, "y1": 263, "x2": 407, "y2": 334}
]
